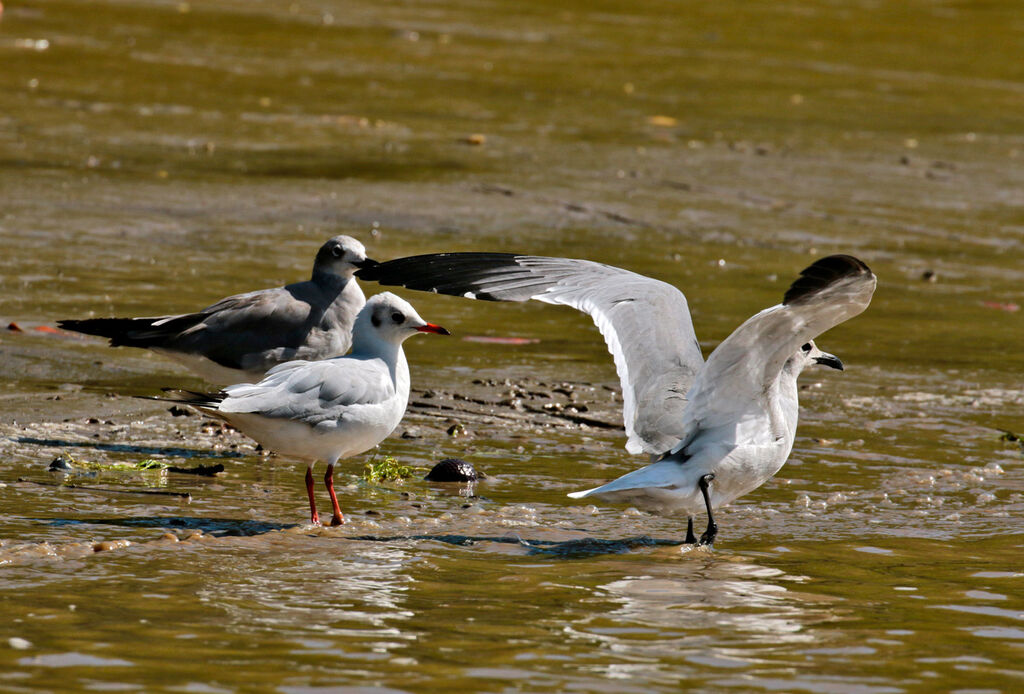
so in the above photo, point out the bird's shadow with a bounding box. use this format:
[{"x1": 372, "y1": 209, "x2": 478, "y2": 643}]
[
  {"x1": 350, "y1": 534, "x2": 685, "y2": 558},
  {"x1": 44, "y1": 516, "x2": 684, "y2": 557},
  {"x1": 44, "y1": 516, "x2": 290, "y2": 537},
  {"x1": 15, "y1": 436, "x2": 245, "y2": 459}
]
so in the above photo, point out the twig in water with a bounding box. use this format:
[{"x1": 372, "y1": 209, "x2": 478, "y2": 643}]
[{"x1": 17, "y1": 478, "x2": 192, "y2": 500}]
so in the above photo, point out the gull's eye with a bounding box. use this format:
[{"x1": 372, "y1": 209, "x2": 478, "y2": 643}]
[
  {"x1": 391, "y1": 312, "x2": 405, "y2": 324},
  {"x1": 330, "y1": 245, "x2": 344, "y2": 258},
  {"x1": 801, "y1": 343, "x2": 812, "y2": 352}
]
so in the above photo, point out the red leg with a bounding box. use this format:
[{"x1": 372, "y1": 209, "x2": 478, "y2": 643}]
[
  {"x1": 324, "y1": 463, "x2": 345, "y2": 526},
  {"x1": 305, "y1": 467, "x2": 321, "y2": 526}
]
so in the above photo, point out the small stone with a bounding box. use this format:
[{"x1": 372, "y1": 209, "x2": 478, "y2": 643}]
[
  {"x1": 8, "y1": 637, "x2": 31, "y2": 650},
  {"x1": 92, "y1": 540, "x2": 130, "y2": 552},
  {"x1": 48, "y1": 455, "x2": 74, "y2": 472}
]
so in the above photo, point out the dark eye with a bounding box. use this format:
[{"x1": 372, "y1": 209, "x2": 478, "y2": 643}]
[
  {"x1": 801, "y1": 343, "x2": 812, "y2": 352},
  {"x1": 330, "y1": 245, "x2": 344, "y2": 258},
  {"x1": 391, "y1": 312, "x2": 405, "y2": 324}
]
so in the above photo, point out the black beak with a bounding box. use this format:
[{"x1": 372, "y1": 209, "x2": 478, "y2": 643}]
[
  {"x1": 814, "y1": 353, "x2": 844, "y2": 371},
  {"x1": 354, "y1": 258, "x2": 380, "y2": 270}
]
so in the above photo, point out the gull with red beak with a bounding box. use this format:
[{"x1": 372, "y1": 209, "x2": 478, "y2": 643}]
[{"x1": 165, "y1": 292, "x2": 449, "y2": 526}]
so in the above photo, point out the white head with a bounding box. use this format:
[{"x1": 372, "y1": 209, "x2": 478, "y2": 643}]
[
  {"x1": 784, "y1": 339, "x2": 844, "y2": 377},
  {"x1": 312, "y1": 235, "x2": 378, "y2": 280},
  {"x1": 352, "y1": 292, "x2": 449, "y2": 350}
]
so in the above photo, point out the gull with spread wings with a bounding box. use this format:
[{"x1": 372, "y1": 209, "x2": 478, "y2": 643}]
[{"x1": 357, "y1": 253, "x2": 876, "y2": 545}]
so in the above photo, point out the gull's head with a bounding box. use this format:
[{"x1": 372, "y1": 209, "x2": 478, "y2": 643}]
[
  {"x1": 313, "y1": 235, "x2": 379, "y2": 279},
  {"x1": 355, "y1": 292, "x2": 450, "y2": 345},
  {"x1": 787, "y1": 340, "x2": 844, "y2": 375}
]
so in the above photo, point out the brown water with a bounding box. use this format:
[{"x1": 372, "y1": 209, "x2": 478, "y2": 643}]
[{"x1": 2, "y1": 0, "x2": 1023, "y2": 691}]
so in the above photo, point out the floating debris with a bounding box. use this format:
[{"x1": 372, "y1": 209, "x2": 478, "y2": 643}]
[
  {"x1": 999, "y1": 429, "x2": 1024, "y2": 455},
  {"x1": 363, "y1": 456, "x2": 413, "y2": 484},
  {"x1": 45, "y1": 452, "x2": 222, "y2": 476}
]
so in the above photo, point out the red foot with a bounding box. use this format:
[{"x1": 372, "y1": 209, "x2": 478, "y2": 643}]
[
  {"x1": 324, "y1": 463, "x2": 345, "y2": 528},
  {"x1": 305, "y1": 467, "x2": 320, "y2": 526}
]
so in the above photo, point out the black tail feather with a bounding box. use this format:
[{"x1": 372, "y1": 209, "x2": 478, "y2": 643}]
[
  {"x1": 136, "y1": 388, "x2": 226, "y2": 409},
  {"x1": 57, "y1": 315, "x2": 203, "y2": 347}
]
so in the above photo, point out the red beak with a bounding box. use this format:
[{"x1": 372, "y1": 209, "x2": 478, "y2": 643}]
[{"x1": 416, "y1": 323, "x2": 451, "y2": 336}]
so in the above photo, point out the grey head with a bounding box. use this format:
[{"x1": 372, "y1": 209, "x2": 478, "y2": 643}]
[{"x1": 312, "y1": 235, "x2": 379, "y2": 281}]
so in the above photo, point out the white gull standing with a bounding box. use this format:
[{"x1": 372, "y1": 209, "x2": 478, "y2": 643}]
[
  {"x1": 358, "y1": 253, "x2": 876, "y2": 545},
  {"x1": 59, "y1": 235, "x2": 378, "y2": 384},
  {"x1": 165, "y1": 292, "x2": 449, "y2": 526}
]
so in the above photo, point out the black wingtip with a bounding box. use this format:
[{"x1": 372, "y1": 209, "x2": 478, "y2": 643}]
[
  {"x1": 783, "y1": 255, "x2": 872, "y2": 305},
  {"x1": 353, "y1": 253, "x2": 526, "y2": 298}
]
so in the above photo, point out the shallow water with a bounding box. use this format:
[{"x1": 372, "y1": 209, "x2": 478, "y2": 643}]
[{"x1": 2, "y1": 0, "x2": 1023, "y2": 692}]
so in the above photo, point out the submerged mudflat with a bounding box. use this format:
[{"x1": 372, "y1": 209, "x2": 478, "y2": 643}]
[{"x1": 2, "y1": 0, "x2": 1023, "y2": 692}]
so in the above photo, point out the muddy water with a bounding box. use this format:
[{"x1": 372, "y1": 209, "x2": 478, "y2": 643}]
[{"x1": 2, "y1": 0, "x2": 1023, "y2": 691}]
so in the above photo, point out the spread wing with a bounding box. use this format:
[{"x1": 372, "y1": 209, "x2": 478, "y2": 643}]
[
  {"x1": 358, "y1": 253, "x2": 704, "y2": 455},
  {"x1": 677, "y1": 255, "x2": 876, "y2": 445}
]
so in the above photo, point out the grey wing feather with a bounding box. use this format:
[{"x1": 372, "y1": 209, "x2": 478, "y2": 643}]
[
  {"x1": 177, "y1": 285, "x2": 323, "y2": 370},
  {"x1": 217, "y1": 357, "x2": 392, "y2": 423},
  {"x1": 359, "y1": 253, "x2": 704, "y2": 455}
]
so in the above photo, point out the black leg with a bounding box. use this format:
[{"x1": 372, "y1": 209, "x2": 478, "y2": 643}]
[
  {"x1": 684, "y1": 517, "x2": 697, "y2": 544},
  {"x1": 698, "y1": 473, "x2": 717, "y2": 546}
]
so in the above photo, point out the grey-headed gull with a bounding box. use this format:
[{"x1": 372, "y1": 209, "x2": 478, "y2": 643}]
[
  {"x1": 358, "y1": 253, "x2": 876, "y2": 545},
  {"x1": 163, "y1": 292, "x2": 449, "y2": 526},
  {"x1": 59, "y1": 235, "x2": 378, "y2": 384}
]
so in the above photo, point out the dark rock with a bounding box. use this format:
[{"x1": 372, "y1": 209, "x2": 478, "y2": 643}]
[
  {"x1": 168, "y1": 405, "x2": 193, "y2": 417},
  {"x1": 48, "y1": 455, "x2": 74, "y2": 472},
  {"x1": 424, "y1": 458, "x2": 484, "y2": 482}
]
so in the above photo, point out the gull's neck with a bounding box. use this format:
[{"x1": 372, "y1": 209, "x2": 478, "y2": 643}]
[
  {"x1": 311, "y1": 267, "x2": 354, "y2": 293},
  {"x1": 350, "y1": 331, "x2": 407, "y2": 383}
]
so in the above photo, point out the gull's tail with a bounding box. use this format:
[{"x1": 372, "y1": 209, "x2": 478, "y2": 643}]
[
  {"x1": 138, "y1": 388, "x2": 226, "y2": 411},
  {"x1": 57, "y1": 315, "x2": 202, "y2": 347},
  {"x1": 567, "y1": 460, "x2": 685, "y2": 500}
]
